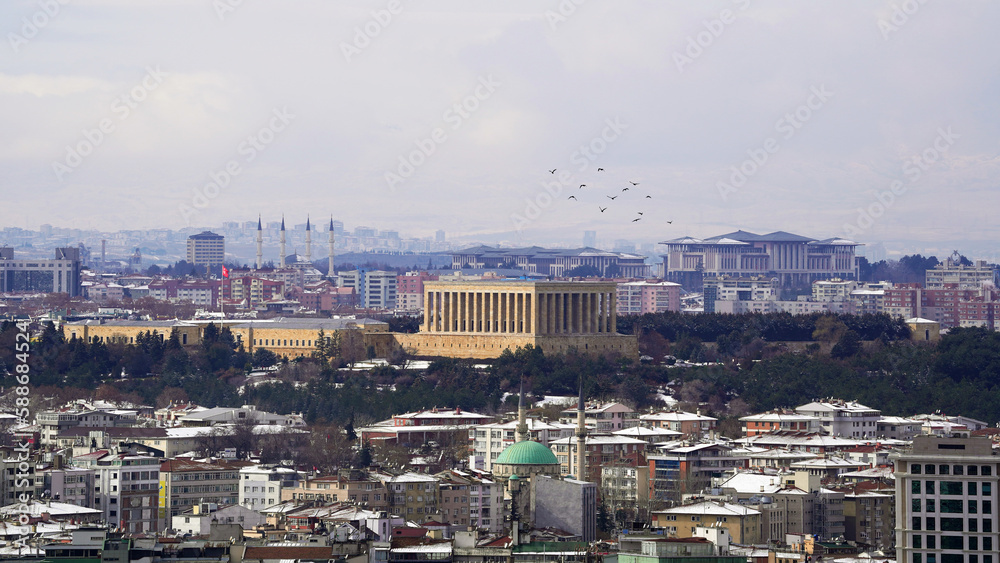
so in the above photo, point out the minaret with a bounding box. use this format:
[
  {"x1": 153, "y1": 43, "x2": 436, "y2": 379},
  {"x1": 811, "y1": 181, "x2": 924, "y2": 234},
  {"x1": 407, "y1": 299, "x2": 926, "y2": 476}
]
[
  {"x1": 328, "y1": 217, "x2": 335, "y2": 278},
  {"x1": 575, "y1": 378, "x2": 587, "y2": 481},
  {"x1": 305, "y1": 216, "x2": 312, "y2": 265},
  {"x1": 515, "y1": 379, "x2": 528, "y2": 443},
  {"x1": 279, "y1": 216, "x2": 286, "y2": 269},
  {"x1": 255, "y1": 215, "x2": 263, "y2": 269}
]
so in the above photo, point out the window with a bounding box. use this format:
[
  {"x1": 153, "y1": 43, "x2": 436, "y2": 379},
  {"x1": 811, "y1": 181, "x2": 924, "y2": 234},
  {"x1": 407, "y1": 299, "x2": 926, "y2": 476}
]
[
  {"x1": 912, "y1": 555, "x2": 921, "y2": 563},
  {"x1": 983, "y1": 482, "x2": 992, "y2": 495},
  {"x1": 985, "y1": 537, "x2": 993, "y2": 551},
  {"x1": 926, "y1": 499, "x2": 936, "y2": 512},
  {"x1": 941, "y1": 536, "x2": 962, "y2": 550},
  {"x1": 926, "y1": 535, "x2": 935, "y2": 548},
  {"x1": 984, "y1": 500, "x2": 993, "y2": 514},
  {"x1": 982, "y1": 466, "x2": 992, "y2": 476},
  {"x1": 941, "y1": 517, "x2": 962, "y2": 531},
  {"x1": 969, "y1": 482, "x2": 978, "y2": 495},
  {"x1": 926, "y1": 517, "x2": 935, "y2": 531},
  {"x1": 968, "y1": 518, "x2": 978, "y2": 532},
  {"x1": 953, "y1": 465, "x2": 963, "y2": 476},
  {"x1": 926, "y1": 481, "x2": 935, "y2": 494},
  {"x1": 913, "y1": 535, "x2": 921, "y2": 548},
  {"x1": 984, "y1": 519, "x2": 992, "y2": 532},
  {"x1": 969, "y1": 537, "x2": 978, "y2": 550},
  {"x1": 913, "y1": 499, "x2": 922, "y2": 512},
  {"x1": 969, "y1": 500, "x2": 978, "y2": 514},
  {"x1": 940, "y1": 481, "x2": 963, "y2": 495},
  {"x1": 912, "y1": 481, "x2": 922, "y2": 494},
  {"x1": 969, "y1": 465, "x2": 979, "y2": 476},
  {"x1": 939, "y1": 465, "x2": 950, "y2": 475},
  {"x1": 925, "y1": 464, "x2": 936, "y2": 474},
  {"x1": 912, "y1": 517, "x2": 921, "y2": 531},
  {"x1": 940, "y1": 500, "x2": 963, "y2": 513},
  {"x1": 912, "y1": 464, "x2": 921, "y2": 474}
]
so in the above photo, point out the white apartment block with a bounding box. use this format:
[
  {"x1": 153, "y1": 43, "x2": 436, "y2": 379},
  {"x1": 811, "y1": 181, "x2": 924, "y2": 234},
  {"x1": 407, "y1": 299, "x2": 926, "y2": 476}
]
[
  {"x1": 795, "y1": 400, "x2": 881, "y2": 439},
  {"x1": 239, "y1": 466, "x2": 304, "y2": 509},
  {"x1": 926, "y1": 258, "x2": 997, "y2": 290}
]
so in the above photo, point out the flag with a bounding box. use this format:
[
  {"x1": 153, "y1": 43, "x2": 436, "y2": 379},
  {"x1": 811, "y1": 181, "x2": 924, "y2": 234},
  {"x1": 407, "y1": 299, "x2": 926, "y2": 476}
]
[{"x1": 222, "y1": 265, "x2": 229, "y2": 278}]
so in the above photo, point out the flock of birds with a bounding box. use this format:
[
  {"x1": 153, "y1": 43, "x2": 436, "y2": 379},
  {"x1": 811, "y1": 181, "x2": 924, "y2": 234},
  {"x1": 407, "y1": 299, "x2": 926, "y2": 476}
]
[{"x1": 549, "y1": 167, "x2": 670, "y2": 224}]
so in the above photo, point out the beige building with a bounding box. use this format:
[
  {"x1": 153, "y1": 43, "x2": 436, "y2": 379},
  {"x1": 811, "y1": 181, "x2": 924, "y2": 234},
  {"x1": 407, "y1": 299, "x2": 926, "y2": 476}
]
[
  {"x1": 394, "y1": 280, "x2": 638, "y2": 359},
  {"x1": 186, "y1": 231, "x2": 225, "y2": 267},
  {"x1": 652, "y1": 501, "x2": 762, "y2": 544}
]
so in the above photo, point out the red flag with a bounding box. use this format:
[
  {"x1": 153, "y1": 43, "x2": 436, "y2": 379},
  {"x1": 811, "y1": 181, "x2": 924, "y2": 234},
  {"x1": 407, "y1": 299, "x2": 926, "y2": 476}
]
[{"x1": 222, "y1": 265, "x2": 229, "y2": 278}]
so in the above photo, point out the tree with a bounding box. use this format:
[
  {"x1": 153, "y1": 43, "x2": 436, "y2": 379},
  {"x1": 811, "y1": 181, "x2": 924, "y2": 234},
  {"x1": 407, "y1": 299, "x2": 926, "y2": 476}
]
[
  {"x1": 831, "y1": 330, "x2": 862, "y2": 359},
  {"x1": 812, "y1": 316, "x2": 847, "y2": 343}
]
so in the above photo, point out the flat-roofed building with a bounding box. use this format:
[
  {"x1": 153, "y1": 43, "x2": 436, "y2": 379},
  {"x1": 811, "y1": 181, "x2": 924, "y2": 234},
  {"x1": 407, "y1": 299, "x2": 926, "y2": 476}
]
[
  {"x1": 892, "y1": 435, "x2": 1000, "y2": 563},
  {"x1": 394, "y1": 280, "x2": 638, "y2": 359},
  {"x1": 0, "y1": 246, "x2": 82, "y2": 296}
]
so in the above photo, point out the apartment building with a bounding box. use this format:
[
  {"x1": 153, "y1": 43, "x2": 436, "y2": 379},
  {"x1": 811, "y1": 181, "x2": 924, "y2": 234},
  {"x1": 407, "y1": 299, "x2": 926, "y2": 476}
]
[
  {"x1": 559, "y1": 402, "x2": 638, "y2": 431},
  {"x1": 795, "y1": 400, "x2": 881, "y2": 439},
  {"x1": 616, "y1": 280, "x2": 682, "y2": 314},
  {"x1": 239, "y1": 466, "x2": 304, "y2": 509},
  {"x1": 159, "y1": 459, "x2": 243, "y2": 517}
]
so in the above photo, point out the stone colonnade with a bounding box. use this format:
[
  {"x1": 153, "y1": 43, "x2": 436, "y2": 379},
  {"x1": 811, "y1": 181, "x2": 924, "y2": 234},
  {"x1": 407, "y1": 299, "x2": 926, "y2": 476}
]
[{"x1": 422, "y1": 289, "x2": 617, "y2": 335}]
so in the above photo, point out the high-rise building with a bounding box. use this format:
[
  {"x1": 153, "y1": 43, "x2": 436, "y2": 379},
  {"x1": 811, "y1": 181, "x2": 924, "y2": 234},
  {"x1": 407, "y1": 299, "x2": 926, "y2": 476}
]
[
  {"x1": 583, "y1": 231, "x2": 597, "y2": 247},
  {"x1": 185, "y1": 231, "x2": 225, "y2": 267},
  {"x1": 893, "y1": 435, "x2": 999, "y2": 563}
]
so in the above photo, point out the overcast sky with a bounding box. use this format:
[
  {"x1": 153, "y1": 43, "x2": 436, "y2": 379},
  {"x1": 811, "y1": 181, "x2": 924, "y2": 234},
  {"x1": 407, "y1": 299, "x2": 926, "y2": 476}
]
[{"x1": 2, "y1": 0, "x2": 999, "y2": 256}]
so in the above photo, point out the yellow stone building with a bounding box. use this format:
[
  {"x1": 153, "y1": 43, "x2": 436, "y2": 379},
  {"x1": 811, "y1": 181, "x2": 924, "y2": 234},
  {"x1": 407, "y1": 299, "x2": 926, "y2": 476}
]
[
  {"x1": 393, "y1": 280, "x2": 638, "y2": 359},
  {"x1": 63, "y1": 281, "x2": 636, "y2": 361}
]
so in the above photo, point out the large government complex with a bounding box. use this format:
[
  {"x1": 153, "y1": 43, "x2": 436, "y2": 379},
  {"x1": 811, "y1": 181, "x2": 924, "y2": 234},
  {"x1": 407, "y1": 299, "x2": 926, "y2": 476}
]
[{"x1": 660, "y1": 230, "x2": 861, "y2": 288}]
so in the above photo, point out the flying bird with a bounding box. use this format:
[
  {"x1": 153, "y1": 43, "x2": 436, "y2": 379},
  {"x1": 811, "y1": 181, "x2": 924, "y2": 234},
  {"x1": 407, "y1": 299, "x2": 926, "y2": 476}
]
[
  {"x1": 629, "y1": 181, "x2": 639, "y2": 185},
  {"x1": 548, "y1": 169, "x2": 556, "y2": 174},
  {"x1": 599, "y1": 206, "x2": 607, "y2": 212},
  {"x1": 645, "y1": 195, "x2": 652, "y2": 198},
  {"x1": 632, "y1": 217, "x2": 642, "y2": 222},
  {"x1": 579, "y1": 184, "x2": 586, "y2": 189},
  {"x1": 637, "y1": 212, "x2": 643, "y2": 215},
  {"x1": 622, "y1": 187, "x2": 629, "y2": 192},
  {"x1": 606, "y1": 195, "x2": 617, "y2": 200},
  {"x1": 666, "y1": 221, "x2": 672, "y2": 224},
  {"x1": 597, "y1": 168, "x2": 604, "y2": 171},
  {"x1": 568, "y1": 196, "x2": 577, "y2": 200}
]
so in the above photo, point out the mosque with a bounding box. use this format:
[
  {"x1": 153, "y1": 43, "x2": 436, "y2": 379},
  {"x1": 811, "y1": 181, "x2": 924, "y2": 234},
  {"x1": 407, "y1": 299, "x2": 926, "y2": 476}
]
[
  {"x1": 491, "y1": 384, "x2": 597, "y2": 543},
  {"x1": 252, "y1": 216, "x2": 330, "y2": 281}
]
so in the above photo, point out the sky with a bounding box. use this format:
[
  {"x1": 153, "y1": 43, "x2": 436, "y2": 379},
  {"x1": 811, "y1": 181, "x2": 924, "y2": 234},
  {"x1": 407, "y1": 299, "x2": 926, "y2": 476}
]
[{"x1": 2, "y1": 0, "x2": 999, "y2": 257}]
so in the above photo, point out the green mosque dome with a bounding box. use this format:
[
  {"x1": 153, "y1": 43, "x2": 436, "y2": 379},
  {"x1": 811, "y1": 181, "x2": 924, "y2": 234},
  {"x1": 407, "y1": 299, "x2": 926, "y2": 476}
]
[{"x1": 494, "y1": 440, "x2": 559, "y2": 466}]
